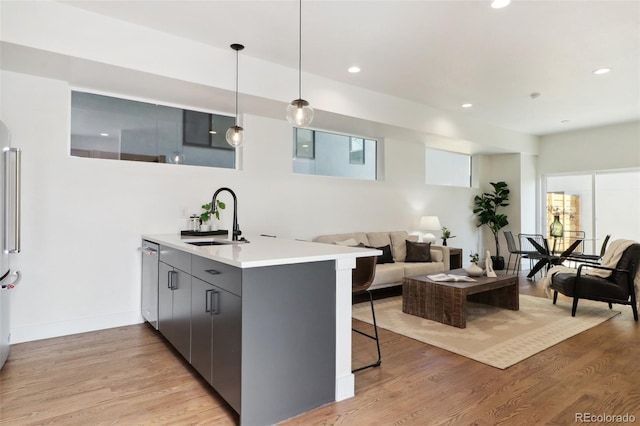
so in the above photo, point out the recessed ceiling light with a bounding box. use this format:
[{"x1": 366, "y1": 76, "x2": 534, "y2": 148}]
[
  {"x1": 491, "y1": 0, "x2": 510, "y2": 9},
  {"x1": 461, "y1": 103, "x2": 473, "y2": 108},
  {"x1": 593, "y1": 67, "x2": 611, "y2": 75},
  {"x1": 100, "y1": 133, "x2": 109, "y2": 137},
  {"x1": 348, "y1": 66, "x2": 361, "y2": 73}
]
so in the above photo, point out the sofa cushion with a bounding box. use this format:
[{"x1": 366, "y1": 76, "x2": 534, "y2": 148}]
[
  {"x1": 390, "y1": 231, "x2": 418, "y2": 262},
  {"x1": 401, "y1": 261, "x2": 445, "y2": 278},
  {"x1": 371, "y1": 263, "x2": 405, "y2": 287},
  {"x1": 366, "y1": 232, "x2": 392, "y2": 249},
  {"x1": 405, "y1": 241, "x2": 432, "y2": 262},
  {"x1": 370, "y1": 244, "x2": 394, "y2": 264},
  {"x1": 430, "y1": 249, "x2": 444, "y2": 263}
]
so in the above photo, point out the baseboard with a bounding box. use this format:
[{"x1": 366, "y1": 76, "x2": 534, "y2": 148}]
[{"x1": 9, "y1": 310, "x2": 144, "y2": 344}]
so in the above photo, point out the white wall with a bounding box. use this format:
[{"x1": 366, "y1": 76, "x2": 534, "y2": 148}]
[
  {"x1": 539, "y1": 121, "x2": 640, "y2": 174},
  {"x1": 477, "y1": 154, "x2": 524, "y2": 262},
  {"x1": 2, "y1": 70, "x2": 489, "y2": 343}
]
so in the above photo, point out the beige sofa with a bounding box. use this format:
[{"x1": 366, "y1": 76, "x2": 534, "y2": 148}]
[{"x1": 313, "y1": 231, "x2": 450, "y2": 290}]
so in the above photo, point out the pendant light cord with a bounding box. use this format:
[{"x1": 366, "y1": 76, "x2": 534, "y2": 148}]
[
  {"x1": 235, "y1": 48, "x2": 239, "y2": 126},
  {"x1": 298, "y1": 0, "x2": 302, "y2": 100}
]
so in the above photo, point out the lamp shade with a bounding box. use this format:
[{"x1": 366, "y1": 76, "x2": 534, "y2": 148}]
[{"x1": 419, "y1": 216, "x2": 442, "y2": 231}]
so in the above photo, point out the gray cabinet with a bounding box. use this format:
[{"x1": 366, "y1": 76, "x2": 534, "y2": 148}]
[
  {"x1": 191, "y1": 258, "x2": 241, "y2": 413},
  {"x1": 190, "y1": 277, "x2": 214, "y2": 382},
  {"x1": 158, "y1": 256, "x2": 191, "y2": 361},
  {"x1": 151, "y1": 243, "x2": 336, "y2": 426},
  {"x1": 191, "y1": 277, "x2": 241, "y2": 412}
]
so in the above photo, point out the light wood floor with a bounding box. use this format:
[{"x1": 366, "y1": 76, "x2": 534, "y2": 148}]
[{"x1": 1, "y1": 276, "x2": 639, "y2": 425}]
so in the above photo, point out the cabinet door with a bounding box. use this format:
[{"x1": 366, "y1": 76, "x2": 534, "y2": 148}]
[
  {"x1": 158, "y1": 262, "x2": 191, "y2": 362},
  {"x1": 191, "y1": 277, "x2": 213, "y2": 385},
  {"x1": 212, "y1": 288, "x2": 242, "y2": 413},
  {"x1": 172, "y1": 269, "x2": 192, "y2": 361}
]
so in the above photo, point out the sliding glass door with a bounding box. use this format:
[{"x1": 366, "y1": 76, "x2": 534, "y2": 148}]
[
  {"x1": 544, "y1": 169, "x2": 640, "y2": 255},
  {"x1": 595, "y1": 170, "x2": 640, "y2": 245}
]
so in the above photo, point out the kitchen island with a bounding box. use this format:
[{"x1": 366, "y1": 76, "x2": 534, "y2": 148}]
[{"x1": 141, "y1": 233, "x2": 380, "y2": 425}]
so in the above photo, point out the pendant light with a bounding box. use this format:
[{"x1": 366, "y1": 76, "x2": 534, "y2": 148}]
[
  {"x1": 286, "y1": 0, "x2": 314, "y2": 127},
  {"x1": 226, "y1": 43, "x2": 245, "y2": 147}
]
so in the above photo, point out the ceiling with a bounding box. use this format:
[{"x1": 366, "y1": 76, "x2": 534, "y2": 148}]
[{"x1": 60, "y1": 0, "x2": 639, "y2": 136}]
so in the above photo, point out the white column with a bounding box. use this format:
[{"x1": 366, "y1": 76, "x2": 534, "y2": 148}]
[{"x1": 334, "y1": 257, "x2": 355, "y2": 401}]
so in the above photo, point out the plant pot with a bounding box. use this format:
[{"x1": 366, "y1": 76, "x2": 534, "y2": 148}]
[
  {"x1": 491, "y1": 256, "x2": 505, "y2": 271},
  {"x1": 464, "y1": 263, "x2": 484, "y2": 276}
]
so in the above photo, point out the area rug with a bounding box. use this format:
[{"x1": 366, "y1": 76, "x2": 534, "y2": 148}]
[{"x1": 352, "y1": 295, "x2": 620, "y2": 369}]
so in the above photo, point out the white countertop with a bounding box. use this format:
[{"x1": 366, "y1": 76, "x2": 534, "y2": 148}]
[{"x1": 142, "y1": 234, "x2": 381, "y2": 268}]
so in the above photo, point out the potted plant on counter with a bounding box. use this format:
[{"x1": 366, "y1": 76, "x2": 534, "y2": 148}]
[
  {"x1": 473, "y1": 181, "x2": 510, "y2": 270},
  {"x1": 199, "y1": 200, "x2": 225, "y2": 231}
]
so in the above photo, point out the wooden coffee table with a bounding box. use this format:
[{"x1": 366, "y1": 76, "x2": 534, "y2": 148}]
[{"x1": 402, "y1": 269, "x2": 519, "y2": 328}]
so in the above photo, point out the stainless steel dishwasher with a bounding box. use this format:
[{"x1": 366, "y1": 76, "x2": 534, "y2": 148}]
[{"x1": 140, "y1": 240, "x2": 159, "y2": 329}]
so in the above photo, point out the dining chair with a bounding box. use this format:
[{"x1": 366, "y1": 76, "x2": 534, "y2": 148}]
[
  {"x1": 569, "y1": 234, "x2": 611, "y2": 264},
  {"x1": 504, "y1": 230, "x2": 529, "y2": 274},
  {"x1": 518, "y1": 233, "x2": 547, "y2": 278}
]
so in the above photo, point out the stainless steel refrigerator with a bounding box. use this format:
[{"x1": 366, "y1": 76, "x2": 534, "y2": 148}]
[{"x1": 0, "y1": 120, "x2": 22, "y2": 370}]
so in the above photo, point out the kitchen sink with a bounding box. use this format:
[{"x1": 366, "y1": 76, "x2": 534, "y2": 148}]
[{"x1": 186, "y1": 240, "x2": 232, "y2": 246}]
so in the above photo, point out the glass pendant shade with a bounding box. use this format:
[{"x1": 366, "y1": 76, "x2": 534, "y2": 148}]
[
  {"x1": 550, "y1": 215, "x2": 564, "y2": 237},
  {"x1": 286, "y1": 99, "x2": 314, "y2": 127},
  {"x1": 170, "y1": 152, "x2": 185, "y2": 164},
  {"x1": 227, "y1": 43, "x2": 245, "y2": 148},
  {"x1": 225, "y1": 125, "x2": 244, "y2": 148}
]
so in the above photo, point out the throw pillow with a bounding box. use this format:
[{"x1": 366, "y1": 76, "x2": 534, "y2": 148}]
[
  {"x1": 405, "y1": 240, "x2": 432, "y2": 262},
  {"x1": 368, "y1": 244, "x2": 395, "y2": 264}
]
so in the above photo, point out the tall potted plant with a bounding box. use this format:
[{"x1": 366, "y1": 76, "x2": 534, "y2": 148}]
[{"x1": 473, "y1": 181, "x2": 510, "y2": 270}]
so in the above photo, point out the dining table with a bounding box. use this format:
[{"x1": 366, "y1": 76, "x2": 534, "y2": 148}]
[{"x1": 526, "y1": 237, "x2": 583, "y2": 278}]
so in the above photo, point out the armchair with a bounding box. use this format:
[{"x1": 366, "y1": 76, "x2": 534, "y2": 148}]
[{"x1": 549, "y1": 243, "x2": 640, "y2": 321}]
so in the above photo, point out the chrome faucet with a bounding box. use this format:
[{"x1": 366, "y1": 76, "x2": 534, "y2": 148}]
[{"x1": 211, "y1": 187, "x2": 245, "y2": 242}]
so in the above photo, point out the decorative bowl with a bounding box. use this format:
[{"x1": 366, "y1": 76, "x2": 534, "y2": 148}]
[{"x1": 465, "y1": 263, "x2": 484, "y2": 277}]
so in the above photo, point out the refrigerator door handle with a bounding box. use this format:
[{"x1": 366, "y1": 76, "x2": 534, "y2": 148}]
[{"x1": 4, "y1": 148, "x2": 21, "y2": 254}]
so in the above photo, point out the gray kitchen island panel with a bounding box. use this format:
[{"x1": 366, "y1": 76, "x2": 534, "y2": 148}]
[{"x1": 240, "y1": 261, "x2": 336, "y2": 426}]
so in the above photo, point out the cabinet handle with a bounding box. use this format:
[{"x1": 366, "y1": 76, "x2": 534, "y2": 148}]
[
  {"x1": 168, "y1": 270, "x2": 177, "y2": 290},
  {"x1": 212, "y1": 290, "x2": 220, "y2": 315},
  {"x1": 205, "y1": 289, "x2": 213, "y2": 313},
  {"x1": 205, "y1": 269, "x2": 221, "y2": 275}
]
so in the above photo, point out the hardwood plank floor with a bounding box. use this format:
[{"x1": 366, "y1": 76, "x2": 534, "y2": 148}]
[{"x1": 1, "y1": 276, "x2": 639, "y2": 425}]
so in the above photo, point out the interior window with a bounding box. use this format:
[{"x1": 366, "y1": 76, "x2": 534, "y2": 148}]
[
  {"x1": 70, "y1": 91, "x2": 236, "y2": 168},
  {"x1": 292, "y1": 128, "x2": 377, "y2": 181}
]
